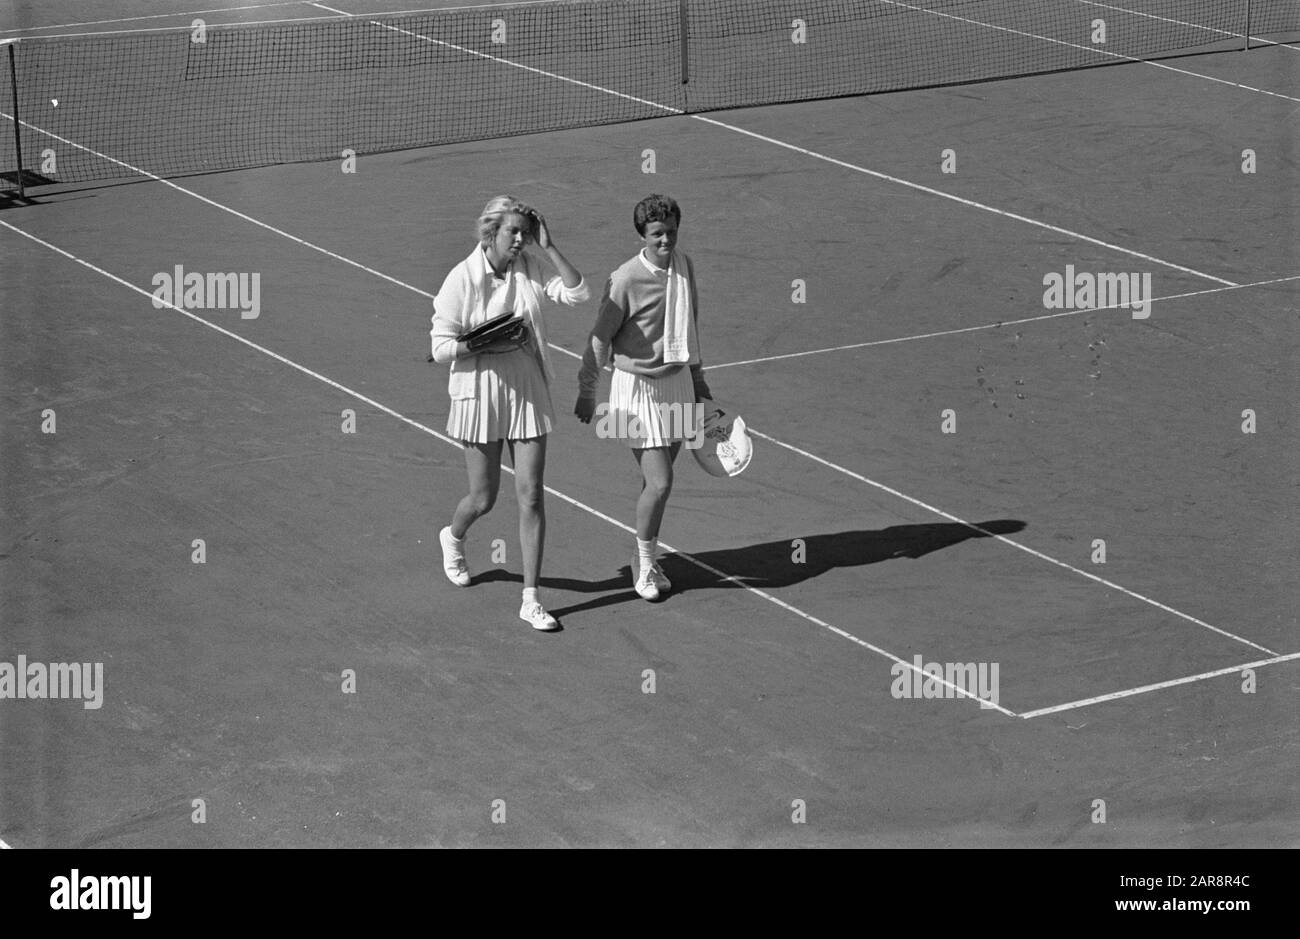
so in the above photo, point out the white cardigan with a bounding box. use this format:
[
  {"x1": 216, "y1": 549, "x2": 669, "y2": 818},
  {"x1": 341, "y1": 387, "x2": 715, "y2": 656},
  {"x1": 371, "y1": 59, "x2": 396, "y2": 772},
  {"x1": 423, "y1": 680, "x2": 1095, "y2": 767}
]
[{"x1": 430, "y1": 246, "x2": 589, "y2": 400}]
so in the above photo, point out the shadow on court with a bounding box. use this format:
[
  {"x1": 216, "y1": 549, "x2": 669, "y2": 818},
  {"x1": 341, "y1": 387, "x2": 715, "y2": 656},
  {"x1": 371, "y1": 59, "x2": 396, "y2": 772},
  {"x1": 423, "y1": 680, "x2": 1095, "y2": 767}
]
[{"x1": 480, "y1": 519, "x2": 1026, "y2": 618}]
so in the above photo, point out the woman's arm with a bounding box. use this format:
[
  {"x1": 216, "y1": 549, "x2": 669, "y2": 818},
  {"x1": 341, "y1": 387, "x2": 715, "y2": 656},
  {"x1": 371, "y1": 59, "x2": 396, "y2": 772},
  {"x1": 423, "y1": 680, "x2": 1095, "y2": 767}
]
[
  {"x1": 574, "y1": 277, "x2": 626, "y2": 422},
  {"x1": 430, "y1": 266, "x2": 473, "y2": 364},
  {"x1": 430, "y1": 314, "x2": 465, "y2": 365},
  {"x1": 545, "y1": 245, "x2": 583, "y2": 290},
  {"x1": 533, "y1": 211, "x2": 586, "y2": 294}
]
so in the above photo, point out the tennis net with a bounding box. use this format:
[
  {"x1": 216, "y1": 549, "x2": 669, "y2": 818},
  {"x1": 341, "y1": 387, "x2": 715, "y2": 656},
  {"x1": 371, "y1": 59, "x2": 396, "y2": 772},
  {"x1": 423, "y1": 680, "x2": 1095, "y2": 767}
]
[{"x1": 2, "y1": 0, "x2": 1296, "y2": 187}]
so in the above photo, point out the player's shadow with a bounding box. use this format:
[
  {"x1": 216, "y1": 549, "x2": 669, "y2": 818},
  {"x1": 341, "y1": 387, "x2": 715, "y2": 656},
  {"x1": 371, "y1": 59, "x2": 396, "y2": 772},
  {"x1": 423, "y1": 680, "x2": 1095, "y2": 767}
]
[{"x1": 483, "y1": 519, "x2": 1026, "y2": 619}]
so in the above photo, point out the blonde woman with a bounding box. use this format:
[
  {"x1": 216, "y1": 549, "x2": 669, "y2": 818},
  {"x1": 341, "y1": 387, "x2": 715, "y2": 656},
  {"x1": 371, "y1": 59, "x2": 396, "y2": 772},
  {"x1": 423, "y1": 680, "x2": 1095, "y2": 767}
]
[{"x1": 430, "y1": 196, "x2": 589, "y2": 631}]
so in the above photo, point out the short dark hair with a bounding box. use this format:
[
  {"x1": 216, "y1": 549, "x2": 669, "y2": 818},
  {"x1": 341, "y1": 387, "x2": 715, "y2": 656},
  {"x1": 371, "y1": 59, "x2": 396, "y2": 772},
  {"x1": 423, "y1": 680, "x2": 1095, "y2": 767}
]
[{"x1": 633, "y1": 194, "x2": 681, "y2": 235}]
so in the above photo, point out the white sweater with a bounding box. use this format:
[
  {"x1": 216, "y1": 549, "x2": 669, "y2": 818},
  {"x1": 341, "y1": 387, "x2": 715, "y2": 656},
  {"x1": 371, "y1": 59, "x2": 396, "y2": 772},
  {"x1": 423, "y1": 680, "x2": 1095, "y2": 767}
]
[{"x1": 430, "y1": 246, "x2": 589, "y2": 399}]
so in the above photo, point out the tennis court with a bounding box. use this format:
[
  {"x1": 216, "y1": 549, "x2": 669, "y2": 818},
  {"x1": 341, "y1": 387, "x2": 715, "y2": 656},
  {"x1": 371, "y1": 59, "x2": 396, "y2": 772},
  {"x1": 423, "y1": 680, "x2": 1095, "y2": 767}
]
[{"x1": 1, "y1": 0, "x2": 1296, "y2": 847}]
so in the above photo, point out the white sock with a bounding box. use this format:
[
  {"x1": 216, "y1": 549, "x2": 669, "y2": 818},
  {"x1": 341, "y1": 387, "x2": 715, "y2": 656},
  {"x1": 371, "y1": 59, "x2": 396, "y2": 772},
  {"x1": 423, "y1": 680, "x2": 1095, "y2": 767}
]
[
  {"x1": 444, "y1": 526, "x2": 465, "y2": 547},
  {"x1": 637, "y1": 538, "x2": 656, "y2": 573},
  {"x1": 522, "y1": 587, "x2": 539, "y2": 606}
]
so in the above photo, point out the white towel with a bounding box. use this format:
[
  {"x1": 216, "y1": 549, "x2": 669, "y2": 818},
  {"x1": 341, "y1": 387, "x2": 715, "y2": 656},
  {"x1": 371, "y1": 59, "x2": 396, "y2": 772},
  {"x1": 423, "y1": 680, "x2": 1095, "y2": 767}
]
[
  {"x1": 483, "y1": 260, "x2": 518, "y2": 321},
  {"x1": 662, "y1": 252, "x2": 693, "y2": 365},
  {"x1": 474, "y1": 249, "x2": 553, "y2": 383}
]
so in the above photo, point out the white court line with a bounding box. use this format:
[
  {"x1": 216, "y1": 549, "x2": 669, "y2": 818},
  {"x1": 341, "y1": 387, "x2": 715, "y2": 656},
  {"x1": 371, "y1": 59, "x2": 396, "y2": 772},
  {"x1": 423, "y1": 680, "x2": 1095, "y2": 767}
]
[
  {"x1": 1072, "y1": 0, "x2": 1300, "y2": 53},
  {"x1": 1019, "y1": 651, "x2": 1300, "y2": 718},
  {"x1": 306, "y1": 5, "x2": 1239, "y2": 287},
  {"x1": 746, "y1": 430, "x2": 1278, "y2": 656},
  {"x1": 708, "y1": 274, "x2": 1300, "y2": 370},
  {"x1": 876, "y1": 0, "x2": 1300, "y2": 104},
  {"x1": 0, "y1": 218, "x2": 1015, "y2": 717},
  {"x1": 0, "y1": 837, "x2": 10, "y2": 848}
]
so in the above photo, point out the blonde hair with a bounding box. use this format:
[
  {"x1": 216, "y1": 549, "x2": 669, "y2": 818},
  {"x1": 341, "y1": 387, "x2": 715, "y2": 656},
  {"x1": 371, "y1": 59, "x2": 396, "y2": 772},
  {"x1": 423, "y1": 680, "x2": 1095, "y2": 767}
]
[{"x1": 477, "y1": 195, "x2": 535, "y2": 247}]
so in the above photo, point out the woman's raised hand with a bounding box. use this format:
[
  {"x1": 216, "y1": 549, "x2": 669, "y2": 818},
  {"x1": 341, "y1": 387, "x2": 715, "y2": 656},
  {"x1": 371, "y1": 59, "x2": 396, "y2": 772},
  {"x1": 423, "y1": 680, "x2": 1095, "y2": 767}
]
[{"x1": 532, "y1": 211, "x2": 553, "y2": 251}]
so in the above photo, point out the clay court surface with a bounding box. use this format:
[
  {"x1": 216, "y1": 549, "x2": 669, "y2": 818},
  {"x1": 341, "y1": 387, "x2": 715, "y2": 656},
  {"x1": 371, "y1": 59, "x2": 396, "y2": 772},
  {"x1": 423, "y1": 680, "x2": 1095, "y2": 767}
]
[{"x1": 0, "y1": 0, "x2": 1296, "y2": 847}]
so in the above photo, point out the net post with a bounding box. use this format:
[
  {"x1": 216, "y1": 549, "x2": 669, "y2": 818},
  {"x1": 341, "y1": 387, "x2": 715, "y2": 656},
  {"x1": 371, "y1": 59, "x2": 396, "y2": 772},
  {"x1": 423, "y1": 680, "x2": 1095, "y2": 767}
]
[
  {"x1": 1243, "y1": 0, "x2": 1252, "y2": 51},
  {"x1": 679, "y1": 0, "x2": 689, "y2": 86},
  {"x1": 4, "y1": 39, "x2": 21, "y2": 198}
]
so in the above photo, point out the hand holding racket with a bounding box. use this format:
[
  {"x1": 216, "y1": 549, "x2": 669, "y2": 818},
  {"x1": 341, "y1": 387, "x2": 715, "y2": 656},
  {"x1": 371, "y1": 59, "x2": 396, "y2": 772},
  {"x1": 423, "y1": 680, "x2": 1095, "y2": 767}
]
[
  {"x1": 478, "y1": 328, "x2": 530, "y2": 355},
  {"x1": 458, "y1": 311, "x2": 530, "y2": 354}
]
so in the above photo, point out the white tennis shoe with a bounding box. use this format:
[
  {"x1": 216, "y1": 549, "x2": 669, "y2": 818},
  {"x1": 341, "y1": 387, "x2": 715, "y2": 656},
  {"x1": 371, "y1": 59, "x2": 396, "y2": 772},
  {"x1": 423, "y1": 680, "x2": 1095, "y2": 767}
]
[
  {"x1": 519, "y1": 601, "x2": 559, "y2": 631},
  {"x1": 633, "y1": 560, "x2": 662, "y2": 601},
  {"x1": 633, "y1": 553, "x2": 672, "y2": 595},
  {"x1": 648, "y1": 560, "x2": 671, "y2": 593},
  {"x1": 439, "y1": 526, "x2": 470, "y2": 587}
]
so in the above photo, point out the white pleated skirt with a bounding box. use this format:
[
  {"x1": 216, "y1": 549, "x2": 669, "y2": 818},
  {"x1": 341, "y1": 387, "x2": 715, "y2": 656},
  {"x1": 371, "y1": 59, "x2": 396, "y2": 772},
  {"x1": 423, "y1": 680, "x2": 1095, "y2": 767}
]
[
  {"x1": 608, "y1": 366, "x2": 700, "y2": 449},
  {"x1": 447, "y1": 348, "x2": 554, "y2": 444}
]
